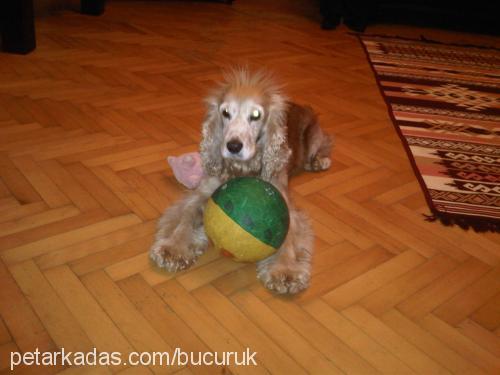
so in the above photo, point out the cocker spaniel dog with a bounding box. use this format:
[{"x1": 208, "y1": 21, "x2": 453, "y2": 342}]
[{"x1": 150, "y1": 69, "x2": 332, "y2": 294}]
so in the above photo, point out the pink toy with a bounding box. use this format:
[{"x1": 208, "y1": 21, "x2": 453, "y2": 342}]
[{"x1": 167, "y1": 152, "x2": 204, "y2": 189}]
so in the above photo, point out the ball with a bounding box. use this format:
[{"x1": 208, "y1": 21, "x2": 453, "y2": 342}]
[{"x1": 204, "y1": 177, "x2": 289, "y2": 262}]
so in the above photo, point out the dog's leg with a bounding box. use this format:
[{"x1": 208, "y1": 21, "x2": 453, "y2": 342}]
[
  {"x1": 150, "y1": 176, "x2": 221, "y2": 272},
  {"x1": 304, "y1": 123, "x2": 333, "y2": 172},
  {"x1": 256, "y1": 174, "x2": 313, "y2": 294},
  {"x1": 257, "y1": 208, "x2": 313, "y2": 294}
]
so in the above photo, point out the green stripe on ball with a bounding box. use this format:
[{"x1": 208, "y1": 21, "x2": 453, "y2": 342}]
[
  {"x1": 204, "y1": 198, "x2": 277, "y2": 262},
  {"x1": 211, "y1": 177, "x2": 289, "y2": 249}
]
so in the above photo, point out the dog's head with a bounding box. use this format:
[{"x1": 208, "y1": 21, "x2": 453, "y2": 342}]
[{"x1": 200, "y1": 69, "x2": 290, "y2": 179}]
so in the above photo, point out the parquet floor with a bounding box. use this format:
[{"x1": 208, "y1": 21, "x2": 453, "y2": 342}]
[{"x1": 1, "y1": 1, "x2": 499, "y2": 373}]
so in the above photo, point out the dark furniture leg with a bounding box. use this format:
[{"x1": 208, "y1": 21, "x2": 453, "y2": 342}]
[
  {"x1": 81, "y1": 0, "x2": 106, "y2": 16},
  {"x1": 343, "y1": 0, "x2": 373, "y2": 32},
  {"x1": 1, "y1": 0, "x2": 36, "y2": 54},
  {"x1": 320, "y1": 0, "x2": 342, "y2": 30}
]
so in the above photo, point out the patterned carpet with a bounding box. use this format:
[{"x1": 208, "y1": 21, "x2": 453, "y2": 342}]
[{"x1": 359, "y1": 35, "x2": 500, "y2": 232}]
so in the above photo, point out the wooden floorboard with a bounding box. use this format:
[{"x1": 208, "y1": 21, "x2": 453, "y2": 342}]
[{"x1": 0, "y1": 0, "x2": 499, "y2": 373}]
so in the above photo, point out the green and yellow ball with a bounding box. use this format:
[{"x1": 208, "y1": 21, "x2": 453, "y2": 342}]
[{"x1": 204, "y1": 177, "x2": 289, "y2": 262}]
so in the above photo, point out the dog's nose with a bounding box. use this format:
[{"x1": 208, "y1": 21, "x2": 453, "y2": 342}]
[{"x1": 226, "y1": 140, "x2": 243, "y2": 154}]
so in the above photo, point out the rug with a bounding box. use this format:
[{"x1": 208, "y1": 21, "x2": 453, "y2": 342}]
[{"x1": 359, "y1": 35, "x2": 500, "y2": 232}]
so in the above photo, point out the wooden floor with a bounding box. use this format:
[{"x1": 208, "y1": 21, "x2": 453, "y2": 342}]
[{"x1": 1, "y1": 1, "x2": 499, "y2": 373}]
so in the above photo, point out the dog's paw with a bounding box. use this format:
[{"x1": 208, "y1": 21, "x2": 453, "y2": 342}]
[
  {"x1": 257, "y1": 261, "x2": 310, "y2": 294},
  {"x1": 149, "y1": 238, "x2": 203, "y2": 272},
  {"x1": 312, "y1": 156, "x2": 331, "y2": 171},
  {"x1": 305, "y1": 156, "x2": 331, "y2": 172}
]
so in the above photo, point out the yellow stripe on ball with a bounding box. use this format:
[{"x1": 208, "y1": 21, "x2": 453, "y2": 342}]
[{"x1": 204, "y1": 198, "x2": 276, "y2": 262}]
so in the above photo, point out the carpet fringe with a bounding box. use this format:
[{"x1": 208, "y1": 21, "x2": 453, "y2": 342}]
[{"x1": 424, "y1": 212, "x2": 500, "y2": 233}]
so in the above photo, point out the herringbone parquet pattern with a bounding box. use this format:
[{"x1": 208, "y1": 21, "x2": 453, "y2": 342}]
[{"x1": 0, "y1": 1, "x2": 499, "y2": 373}]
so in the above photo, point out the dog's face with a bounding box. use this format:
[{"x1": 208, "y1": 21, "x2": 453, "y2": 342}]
[
  {"x1": 201, "y1": 69, "x2": 290, "y2": 179},
  {"x1": 218, "y1": 95, "x2": 265, "y2": 161}
]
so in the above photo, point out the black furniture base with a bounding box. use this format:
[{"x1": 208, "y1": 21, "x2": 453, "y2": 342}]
[
  {"x1": 320, "y1": 0, "x2": 500, "y2": 35},
  {"x1": 81, "y1": 0, "x2": 106, "y2": 16},
  {"x1": 1, "y1": 0, "x2": 36, "y2": 54},
  {"x1": 320, "y1": 0, "x2": 341, "y2": 30},
  {"x1": 1, "y1": 0, "x2": 106, "y2": 54}
]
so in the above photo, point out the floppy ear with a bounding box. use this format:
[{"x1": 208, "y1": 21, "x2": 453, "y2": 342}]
[
  {"x1": 261, "y1": 93, "x2": 291, "y2": 180},
  {"x1": 200, "y1": 94, "x2": 224, "y2": 177}
]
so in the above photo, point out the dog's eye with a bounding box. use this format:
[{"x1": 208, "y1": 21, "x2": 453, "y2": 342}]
[
  {"x1": 221, "y1": 108, "x2": 231, "y2": 119},
  {"x1": 250, "y1": 109, "x2": 261, "y2": 121}
]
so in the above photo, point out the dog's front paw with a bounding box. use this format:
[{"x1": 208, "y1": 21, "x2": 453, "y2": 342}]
[
  {"x1": 150, "y1": 238, "x2": 203, "y2": 272},
  {"x1": 257, "y1": 261, "x2": 310, "y2": 294}
]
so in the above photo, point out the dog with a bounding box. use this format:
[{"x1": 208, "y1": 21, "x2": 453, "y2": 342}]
[{"x1": 150, "y1": 69, "x2": 332, "y2": 294}]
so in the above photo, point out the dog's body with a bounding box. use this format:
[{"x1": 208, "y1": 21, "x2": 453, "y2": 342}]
[{"x1": 150, "y1": 69, "x2": 332, "y2": 294}]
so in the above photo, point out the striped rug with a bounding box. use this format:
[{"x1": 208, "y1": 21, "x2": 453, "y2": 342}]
[{"x1": 359, "y1": 35, "x2": 500, "y2": 232}]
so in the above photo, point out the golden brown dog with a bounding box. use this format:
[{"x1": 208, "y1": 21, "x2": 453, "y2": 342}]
[{"x1": 150, "y1": 69, "x2": 332, "y2": 294}]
